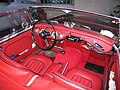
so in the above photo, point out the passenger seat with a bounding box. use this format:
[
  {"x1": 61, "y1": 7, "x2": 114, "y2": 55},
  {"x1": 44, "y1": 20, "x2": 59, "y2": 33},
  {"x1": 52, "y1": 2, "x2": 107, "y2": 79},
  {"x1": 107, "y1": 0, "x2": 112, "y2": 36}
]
[
  {"x1": 66, "y1": 68, "x2": 102, "y2": 90},
  {"x1": 22, "y1": 54, "x2": 52, "y2": 75}
]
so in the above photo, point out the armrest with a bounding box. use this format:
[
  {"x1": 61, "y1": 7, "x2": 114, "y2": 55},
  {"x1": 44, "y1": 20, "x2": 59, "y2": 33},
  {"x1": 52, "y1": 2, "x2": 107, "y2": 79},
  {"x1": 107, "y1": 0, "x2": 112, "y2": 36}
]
[{"x1": 52, "y1": 72, "x2": 93, "y2": 90}]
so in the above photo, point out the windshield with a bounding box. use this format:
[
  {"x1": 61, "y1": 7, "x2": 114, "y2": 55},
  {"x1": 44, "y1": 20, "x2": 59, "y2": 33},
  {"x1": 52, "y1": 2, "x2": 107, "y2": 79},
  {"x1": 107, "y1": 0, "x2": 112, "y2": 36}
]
[
  {"x1": 32, "y1": 7, "x2": 119, "y2": 39},
  {"x1": 0, "y1": 8, "x2": 32, "y2": 40}
]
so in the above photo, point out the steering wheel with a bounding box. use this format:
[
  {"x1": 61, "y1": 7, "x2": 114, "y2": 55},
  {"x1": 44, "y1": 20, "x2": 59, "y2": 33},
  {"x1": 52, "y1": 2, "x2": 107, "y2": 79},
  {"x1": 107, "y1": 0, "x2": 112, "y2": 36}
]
[{"x1": 32, "y1": 20, "x2": 57, "y2": 50}]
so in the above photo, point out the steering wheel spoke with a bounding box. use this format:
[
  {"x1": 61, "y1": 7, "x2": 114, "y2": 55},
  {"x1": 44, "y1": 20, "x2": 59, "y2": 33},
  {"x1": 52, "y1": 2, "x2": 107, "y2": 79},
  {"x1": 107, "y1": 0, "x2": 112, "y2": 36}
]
[{"x1": 32, "y1": 20, "x2": 57, "y2": 50}]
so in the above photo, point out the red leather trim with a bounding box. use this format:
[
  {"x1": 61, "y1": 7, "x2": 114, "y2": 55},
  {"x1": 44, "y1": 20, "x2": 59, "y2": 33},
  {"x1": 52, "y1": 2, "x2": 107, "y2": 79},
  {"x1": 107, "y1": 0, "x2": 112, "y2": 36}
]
[
  {"x1": 0, "y1": 30, "x2": 38, "y2": 61},
  {"x1": 53, "y1": 72, "x2": 93, "y2": 90},
  {"x1": 0, "y1": 52, "x2": 69, "y2": 90},
  {"x1": 22, "y1": 54, "x2": 52, "y2": 75},
  {"x1": 44, "y1": 63, "x2": 62, "y2": 78},
  {"x1": 54, "y1": 46, "x2": 82, "y2": 74},
  {"x1": 71, "y1": 75, "x2": 92, "y2": 88},
  {"x1": 0, "y1": 52, "x2": 35, "y2": 86},
  {"x1": 36, "y1": 23, "x2": 116, "y2": 52},
  {"x1": 0, "y1": 72, "x2": 28, "y2": 90},
  {"x1": 66, "y1": 68, "x2": 102, "y2": 90},
  {"x1": 26, "y1": 75, "x2": 69, "y2": 90}
]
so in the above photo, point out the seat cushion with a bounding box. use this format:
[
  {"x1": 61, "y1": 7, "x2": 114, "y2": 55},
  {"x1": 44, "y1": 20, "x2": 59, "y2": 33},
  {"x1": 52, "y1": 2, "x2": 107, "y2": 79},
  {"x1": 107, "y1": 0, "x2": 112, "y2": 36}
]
[
  {"x1": 66, "y1": 68, "x2": 102, "y2": 90},
  {"x1": 22, "y1": 54, "x2": 52, "y2": 75}
]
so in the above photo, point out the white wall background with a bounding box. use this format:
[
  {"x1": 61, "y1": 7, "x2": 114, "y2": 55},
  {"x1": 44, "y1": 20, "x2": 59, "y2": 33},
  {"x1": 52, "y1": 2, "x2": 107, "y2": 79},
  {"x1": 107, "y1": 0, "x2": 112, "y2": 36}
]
[
  {"x1": 32, "y1": 0, "x2": 120, "y2": 15},
  {"x1": 74, "y1": 0, "x2": 119, "y2": 15}
]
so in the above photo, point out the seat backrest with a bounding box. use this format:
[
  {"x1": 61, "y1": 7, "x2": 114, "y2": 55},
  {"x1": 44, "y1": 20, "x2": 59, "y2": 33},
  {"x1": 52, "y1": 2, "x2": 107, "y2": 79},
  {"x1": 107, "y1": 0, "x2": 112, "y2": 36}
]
[
  {"x1": 53, "y1": 72, "x2": 93, "y2": 90},
  {"x1": 21, "y1": 54, "x2": 52, "y2": 75},
  {"x1": 66, "y1": 68, "x2": 102, "y2": 90}
]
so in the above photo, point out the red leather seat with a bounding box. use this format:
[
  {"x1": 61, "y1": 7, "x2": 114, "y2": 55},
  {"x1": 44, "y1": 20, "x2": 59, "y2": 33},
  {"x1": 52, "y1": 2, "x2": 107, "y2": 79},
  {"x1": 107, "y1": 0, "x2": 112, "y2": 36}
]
[
  {"x1": 22, "y1": 54, "x2": 52, "y2": 75},
  {"x1": 66, "y1": 68, "x2": 102, "y2": 90}
]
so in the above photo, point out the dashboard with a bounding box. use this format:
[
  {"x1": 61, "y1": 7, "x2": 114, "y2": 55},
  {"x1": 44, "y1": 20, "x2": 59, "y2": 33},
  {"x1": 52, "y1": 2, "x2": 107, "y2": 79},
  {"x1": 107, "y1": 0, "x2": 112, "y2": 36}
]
[{"x1": 34, "y1": 22, "x2": 116, "y2": 53}]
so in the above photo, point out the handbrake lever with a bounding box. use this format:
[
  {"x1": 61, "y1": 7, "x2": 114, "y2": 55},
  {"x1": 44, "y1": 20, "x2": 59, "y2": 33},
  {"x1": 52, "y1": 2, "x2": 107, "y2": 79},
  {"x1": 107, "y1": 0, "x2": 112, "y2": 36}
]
[{"x1": 61, "y1": 62, "x2": 69, "y2": 75}]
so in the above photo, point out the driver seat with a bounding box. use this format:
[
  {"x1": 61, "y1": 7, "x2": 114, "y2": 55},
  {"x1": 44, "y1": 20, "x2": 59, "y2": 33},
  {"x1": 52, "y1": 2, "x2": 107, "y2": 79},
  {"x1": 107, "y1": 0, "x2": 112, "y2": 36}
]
[{"x1": 21, "y1": 54, "x2": 52, "y2": 75}]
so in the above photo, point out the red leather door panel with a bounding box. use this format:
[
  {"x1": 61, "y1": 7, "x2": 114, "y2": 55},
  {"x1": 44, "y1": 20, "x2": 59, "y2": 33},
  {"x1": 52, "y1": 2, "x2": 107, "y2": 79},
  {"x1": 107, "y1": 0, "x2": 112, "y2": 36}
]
[{"x1": 0, "y1": 30, "x2": 38, "y2": 61}]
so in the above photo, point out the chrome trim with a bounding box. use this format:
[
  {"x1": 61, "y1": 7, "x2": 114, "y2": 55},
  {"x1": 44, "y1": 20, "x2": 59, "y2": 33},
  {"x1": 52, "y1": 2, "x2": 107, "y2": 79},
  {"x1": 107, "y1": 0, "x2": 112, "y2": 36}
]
[
  {"x1": 113, "y1": 44, "x2": 120, "y2": 70},
  {"x1": 0, "y1": 26, "x2": 32, "y2": 43},
  {"x1": 118, "y1": 18, "x2": 120, "y2": 41},
  {"x1": 27, "y1": 75, "x2": 38, "y2": 86},
  {"x1": 54, "y1": 46, "x2": 64, "y2": 50},
  {"x1": 61, "y1": 62, "x2": 69, "y2": 75}
]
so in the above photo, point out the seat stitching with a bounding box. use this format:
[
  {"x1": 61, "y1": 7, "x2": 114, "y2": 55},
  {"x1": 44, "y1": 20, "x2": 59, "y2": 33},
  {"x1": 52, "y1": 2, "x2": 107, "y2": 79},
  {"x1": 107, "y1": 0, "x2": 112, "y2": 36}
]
[
  {"x1": 24, "y1": 59, "x2": 44, "y2": 74},
  {"x1": 28, "y1": 60, "x2": 36, "y2": 70},
  {"x1": 71, "y1": 75, "x2": 92, "y2": 88},
  {"x1": 31, "y1": 60, "x2": 41, "y2": 72},
  {"x1": 34, "y1": 62, "x2": 43, "y2": 73},
  {"x1": 37, "y1": 64, "x2": 44, "y2": 74}
]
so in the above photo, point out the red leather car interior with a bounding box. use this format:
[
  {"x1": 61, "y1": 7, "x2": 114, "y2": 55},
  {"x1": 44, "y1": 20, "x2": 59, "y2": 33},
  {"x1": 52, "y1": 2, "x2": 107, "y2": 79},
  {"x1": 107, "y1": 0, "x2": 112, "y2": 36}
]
[
  {"x1": 26, "y1": 75, "x2": 69, "y2": 90},
  {"x1": 0, "y1": 52, "x2": 36, "y2": 85},
  {"x1": 22, "y1": 54, "x2": 52, "y2": 75},
  {"x1": 44, "y1": 63, "x2": 62, "y2": 78},
  {"x1": 53, "y1": 72, "x2": 93, "y2": 90},
  {"x1": 0, "y1": 52, "x2": 69, "y2": 90},
  {"x1": 0, "y1": 21, "x2": 113, "y2": 90},
  {"x1": 0, "y1": 31, "x2": 38, "y2": 62},
  {"x1": 54, "y1": 47, "x2": 82, "y2": 74},
  {"x1": 66, "y1": 68, "x2": 102, "y2": 90}
]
